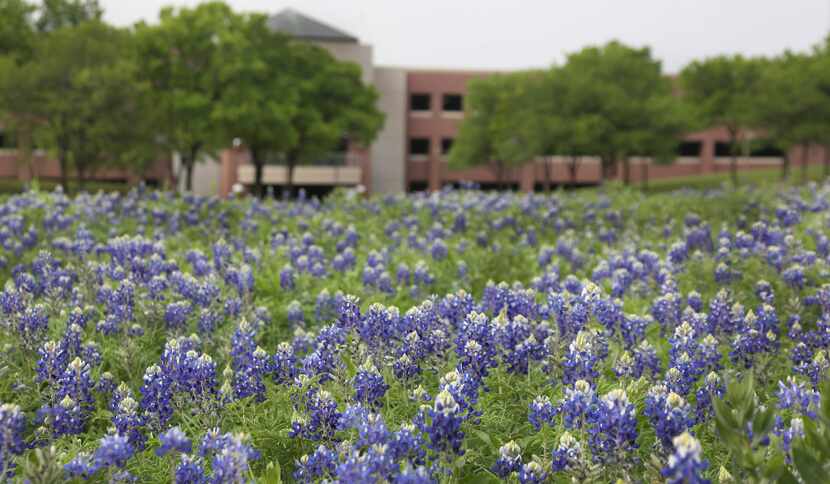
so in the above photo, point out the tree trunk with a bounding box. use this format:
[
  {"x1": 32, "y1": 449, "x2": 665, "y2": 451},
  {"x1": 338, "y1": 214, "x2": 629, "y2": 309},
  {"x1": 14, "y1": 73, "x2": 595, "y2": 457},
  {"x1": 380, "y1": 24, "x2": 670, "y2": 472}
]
[
  {"x1": 286, "y1": 157, "x2": 296, "y2": 199},
  {"x1": 568, "y1": 156, "x2": 578, "y2": 185},
  {"x1": 542, "y1": 157, "x2": 551, "y2": 193},
  {"x1": 184, "y1": 161, "x2": 194, "y2": 192},
  {"x1": 252, "y1": 148, "x2": 264, "y2": 197},
  {"x1": 58, "y1": 146, "x2": 69, "y2": 194},
  {"x1": 781, "y1": 153, "x2": 790, "y2": 181},
  {"x1": 622, "y1": 158, "x2": 631, "y2": 185},
  {"x1": 641, "y1": 158, "x2": 649, "y2": 190},
  {"x1": 824, "y1": 145, "x2": 830, "y2": 179},
  {"x1": 801, "y1": 143, "x2": 809, "y2": 184},
  {"x1": 728, "y1": 130, "x2": 739, "y2": 187}
]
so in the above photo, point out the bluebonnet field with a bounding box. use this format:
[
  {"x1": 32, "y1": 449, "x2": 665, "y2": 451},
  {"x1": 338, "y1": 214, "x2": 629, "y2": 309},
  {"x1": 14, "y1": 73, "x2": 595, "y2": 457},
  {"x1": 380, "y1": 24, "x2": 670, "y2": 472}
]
[{"x1": 1, "y1": 183, "x2": 830, "y2": 483}]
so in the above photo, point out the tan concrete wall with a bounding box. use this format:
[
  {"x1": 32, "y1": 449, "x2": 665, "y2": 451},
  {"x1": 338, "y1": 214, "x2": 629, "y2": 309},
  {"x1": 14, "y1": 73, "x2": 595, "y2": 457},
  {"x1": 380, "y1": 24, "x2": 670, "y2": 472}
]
[
  {"x1": 370, "y1": 67, "x2": 407, "y2": 193},
  {"x1": 314, "y1": 41, "x2": 374, "y2": 84}
]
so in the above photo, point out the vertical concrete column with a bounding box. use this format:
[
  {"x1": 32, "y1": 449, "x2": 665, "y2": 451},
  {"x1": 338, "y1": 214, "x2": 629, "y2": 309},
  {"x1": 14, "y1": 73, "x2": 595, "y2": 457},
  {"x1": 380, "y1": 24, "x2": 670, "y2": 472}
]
[
  {"x1": 219, "y1": 148, "x2": 243, "y2": 198},
  {"x1": 428, "y1": 136, "x2": 441, "y2": 191}
]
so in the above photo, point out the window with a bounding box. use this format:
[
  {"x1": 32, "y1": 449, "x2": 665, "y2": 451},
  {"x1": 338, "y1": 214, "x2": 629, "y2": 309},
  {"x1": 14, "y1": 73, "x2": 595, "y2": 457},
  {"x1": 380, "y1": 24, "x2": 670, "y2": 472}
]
[
  {"x1": 750, "y1": 144, "x2": 784, "y2": 157},
  {"x1": 410, "y1": 93, "x2": 431, "y2": 112},
  {"x1": 677, "y1": 141, "x2": 701, "y2": 157},
  {"x1": 442, "y1": 94, "x2": 463, "y2": 112},
  {"x1": 715, "y1": 142, "x2": 736, "y2": 157},
  {"x1": 441, "y1": 138, "x2": 454, "y2": 155},
  {"x1": 409, "y1": 138, "x2": 430, "y2": 156}
]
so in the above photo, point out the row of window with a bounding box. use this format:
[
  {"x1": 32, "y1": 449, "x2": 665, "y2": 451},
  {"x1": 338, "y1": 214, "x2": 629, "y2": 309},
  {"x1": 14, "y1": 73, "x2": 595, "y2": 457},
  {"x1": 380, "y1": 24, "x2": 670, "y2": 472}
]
[
  {"x1": 410, "y1": 137, "x2": 453, "y2": 156},
  {"x1": 410, "y1": 93, "x2": 463, "y2": 112}
]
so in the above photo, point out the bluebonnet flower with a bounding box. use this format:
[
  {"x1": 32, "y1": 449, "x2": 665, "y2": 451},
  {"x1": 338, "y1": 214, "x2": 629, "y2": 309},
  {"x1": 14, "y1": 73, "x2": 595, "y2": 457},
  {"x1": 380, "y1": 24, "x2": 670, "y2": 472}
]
[
  {"x1": 695, "y1": 372, "x2": 725, "y2": 422},
  {"x1": 93, "y1": 434, "x2": 134, "y2": 472},
  {"x1": 139, "y1": 364, "x2": 173, "y2": 430},
  {"x1": 353, "y1": 361, "x2": 389, "y2": 408},
  {"x1": 287, "y1": 300, "x2": 304, "y2": 327},
  {"x1": 272, "y1": 342, "x2": 298, "y2": 385},
  {"x1": 551, "y1": 431, "x2": 582, "y2": 472},
  {"x1": 613, "y1": 351, "x2": 636, "y2": 379},
  {"x1": 64, "y1": 452, "x2": 94, "y2": 479},
  {"x1": 528, "y1": 395, "x2": 556, "y2": 431},
  {"x1": 492, "y1": 440, "x2": 522, "y2": 478},
  {"x1": 389, "y1": 423, "x2": 426, "y2": 465},
  {"x1": 586, "y1": 389, "x2": 638, "y2": 464},
  {"x1": 661, "y1": 432, "x2": 710, "y2": 484},
  {"x1": 778, "y1": 417, "x2": 805, "y2": 453},
  {"x1": 18, "y1": 303, "x2": 49, "y2": 348},
  {"x1": 0, "y1": 404, "x2": 26, "y2": 478},
  {"x1": 157, "y1": 426, "x2": 192, "y2": 456},
  {"x1": 165, "y1": 300, "x2": 193, "y2": 330},
  {"x1": 290, "y1": 389, "x2": 342, "y2": 441},
  {"x1": 199, "y1": 431, "x2": 260, "y2": 483},
  {"x1": 175, "y1": 453, "x2": 208, "y2": 483},
  {"x1": 562, "y1": 330, "x2": 601, "y2": 384},
  {"x1": 517, "y1": 461, "x2": 547, "y2": 484},
  {"x1": 112, "y1": 396, "x2": 146, "y2": 450},
  {"x1": 633, "y1": 340, "x2": 662, "y2": 379},
  {"x1": 644, "y1": 385, "x2": 694, "y2": 450},
  {"x1": 395, "y1": 464, "x2": 434, "y2": 484},
  {"x1": 36, "y1": 340, "x2": 67, "y2": 387},
  {"x1": 557, "y1": 380, "x2": 596, "y2": 430},
  {"x1": 776, "y1": 377, "x2": 820, "y2": 418},
  {"x1": 421, "y1": 389, "x2": 465, "y2": 456},
  {"x1": 294, "y1": 445, "x2": 338, "y2": 482},
  {"x1": 280, "y1": 264, "x2": 295, "y2": 290}
]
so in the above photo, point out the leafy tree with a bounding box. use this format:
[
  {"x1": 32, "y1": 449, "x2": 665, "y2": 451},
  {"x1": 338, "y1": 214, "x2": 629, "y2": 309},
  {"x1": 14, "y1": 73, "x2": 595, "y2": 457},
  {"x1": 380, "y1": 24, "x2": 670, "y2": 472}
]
[
  {"x1": 134, "y1": 1, "x2": 243, "y2": 192},
  {"x1": 680, "y1": 55, "x2": 765, "y2": 186},
  {"x1": 753, "y1": 52, "x2": 827, "y2": 182},
  {"x1": 559, "y1": 41, "x2": 677, "y2": 185},
  {"x1": 277, "y1": 42, "x2": 383, "y2": 197},
  {"x1": 450, "y1": 73, "x2": 534, "y2": 188},
  {"x1": 0, "y1": 0, "x2": 36, "y2": 59},
  {"x1": 36, "y1": 0, "x2": 102, "y2": 32},
  {"x1": 211, "y1": 14, "x2": 298, "y2": 197},
  {"x1": 0, "y1": 21, "x2": 156, "y2": 189}
]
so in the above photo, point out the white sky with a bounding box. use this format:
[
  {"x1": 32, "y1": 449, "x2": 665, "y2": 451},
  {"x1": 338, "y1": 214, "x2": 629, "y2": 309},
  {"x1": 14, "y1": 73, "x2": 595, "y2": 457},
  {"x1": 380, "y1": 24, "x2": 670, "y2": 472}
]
[{"x1": 101, "y1": 0, "x2": 830, "y2": 74}]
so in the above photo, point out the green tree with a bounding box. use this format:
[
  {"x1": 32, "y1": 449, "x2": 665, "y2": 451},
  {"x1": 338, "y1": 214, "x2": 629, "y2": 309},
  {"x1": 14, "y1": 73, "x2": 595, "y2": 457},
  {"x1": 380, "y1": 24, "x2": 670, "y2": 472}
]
[
  {"x1": 134, "y1": 1, "x2": 243, "y2": 192},
  {"x1": 450, "y1": 73, "x2": 535, "y2": 189},
  {"x1": 753, "y1": 52, "x2": 825, "y2": 182},
  {"x1": 36, "y1": 0, "x2": 101, "y2": 32},
  {"x1": 277, "y1": 42, "x2": 383, "y2": 197},
  {"x1": 680, "y1": 55, "x2": 765, "y2": 186},
  {"x1": 211, "y1": 14, "x2": 298, "y2": 197},
  {"x1": 559, "y1": 41, "x2": 677, "y2": 185},
  {"x1": 0, "y1": 21, "x2": 156, "y2": 190},
  {"x1": 0, "y1": 0, "x2": 36, "y2": 59}
]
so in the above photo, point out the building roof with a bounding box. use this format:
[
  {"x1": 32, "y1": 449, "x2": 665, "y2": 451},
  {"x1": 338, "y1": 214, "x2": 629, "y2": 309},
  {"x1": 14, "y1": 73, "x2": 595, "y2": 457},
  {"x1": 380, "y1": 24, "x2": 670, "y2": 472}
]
[{"x1": 267, "y1": 8, "x2": 358, "y2": 43}]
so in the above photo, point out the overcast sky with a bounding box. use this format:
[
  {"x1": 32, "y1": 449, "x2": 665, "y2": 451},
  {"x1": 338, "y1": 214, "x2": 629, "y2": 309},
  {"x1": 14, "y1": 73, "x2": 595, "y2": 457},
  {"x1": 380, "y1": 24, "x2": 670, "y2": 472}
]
[{"x1": 101, "y1": 0, "x2": 830, "y2": 73}]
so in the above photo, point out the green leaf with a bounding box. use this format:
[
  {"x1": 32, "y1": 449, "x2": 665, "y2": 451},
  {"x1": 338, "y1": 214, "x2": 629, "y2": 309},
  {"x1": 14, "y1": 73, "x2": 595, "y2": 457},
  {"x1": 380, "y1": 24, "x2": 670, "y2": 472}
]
[
  {"x1": 260, "y1": 461, "x2": 282, "y2": 484},
  {"x1": 792, "y1": 446, "x2": 824, "y2": 484},
  {"x1": 472, "y1": 430, "x2": 495, "y2": 450}
]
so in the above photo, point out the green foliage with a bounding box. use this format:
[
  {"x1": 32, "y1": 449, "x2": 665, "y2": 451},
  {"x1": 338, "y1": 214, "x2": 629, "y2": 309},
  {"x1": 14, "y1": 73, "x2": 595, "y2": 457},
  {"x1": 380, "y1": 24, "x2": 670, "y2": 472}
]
[{"x1": 134, "y1": 1, "x2": 244, "y2": 191}]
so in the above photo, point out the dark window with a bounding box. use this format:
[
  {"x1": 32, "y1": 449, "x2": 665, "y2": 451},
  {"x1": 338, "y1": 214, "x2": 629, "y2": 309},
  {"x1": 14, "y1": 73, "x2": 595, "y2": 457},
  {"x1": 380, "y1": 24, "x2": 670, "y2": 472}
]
[
  {"x1": 750, "y1": 144, "x2": 784, "y2": 157},
  {"x1": 410, "y1": 138, "x2": 430, "y2": 156},
  {"x1": 677, "y1": 141, "x2": 701, "y2": 157},
  {"x1": 715, "y1": 142, "x2": 736, "y2": 157},
  {"x1": 410, "y1": 93, "x2": 431, "y2": 111},
  {"x1": 441, "y1": 138, "x2": 454, "y2": 155},
  {"x1": 442, "y1": 94, "x2": 463, "y2": 111}
]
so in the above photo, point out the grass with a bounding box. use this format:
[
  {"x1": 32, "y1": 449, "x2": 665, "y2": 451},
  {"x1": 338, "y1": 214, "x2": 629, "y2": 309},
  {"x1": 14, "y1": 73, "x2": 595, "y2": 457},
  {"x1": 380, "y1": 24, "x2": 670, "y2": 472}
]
[{"x1": 641, "y1": 163, "x2": 828, "y2": 193}]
